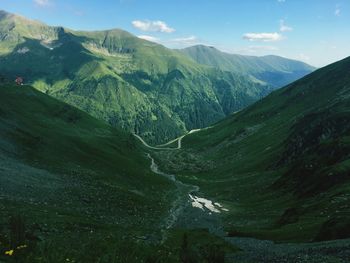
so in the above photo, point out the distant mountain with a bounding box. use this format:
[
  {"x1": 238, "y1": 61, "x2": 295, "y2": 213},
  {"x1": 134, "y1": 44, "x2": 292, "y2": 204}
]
[
  {"x1": 181, "y1": 45, "x2": 315, "y2": 88},
  {"x1": 164, "y1": 56, "x2": 350, "y2": 242},
  {"x1": 0, "y1": 10, "x2": 313, "y2": 143}
]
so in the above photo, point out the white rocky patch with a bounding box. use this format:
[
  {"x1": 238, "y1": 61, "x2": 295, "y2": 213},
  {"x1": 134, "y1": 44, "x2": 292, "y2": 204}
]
[
  {"x1": 17, "y1": 47, "x2": 30, "y2": 54},
  {"x1": 191, "y1": 201, "x2": 204, "y2": 210},
  {"x1": 189, "y1": 194, "x2": 229, "y2": 213},
  {"x1": 214, "y1": 202, "x2": 223, "y2": 208}
]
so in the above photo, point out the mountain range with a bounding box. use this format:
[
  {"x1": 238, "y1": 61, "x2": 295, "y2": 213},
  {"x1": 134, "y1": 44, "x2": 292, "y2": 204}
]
[
  {"x1": 1, "y1": 54, "x2": 348, "y2": 263},
  {"x1": 1, "y1": 9, "x2": 349, "y2": 263},
  {"x1": 0, "y1": 10, "x2": 314, "y2": 143},
  {"x1": 181, "y1": 45, "x2": 314, "y2": 89}
]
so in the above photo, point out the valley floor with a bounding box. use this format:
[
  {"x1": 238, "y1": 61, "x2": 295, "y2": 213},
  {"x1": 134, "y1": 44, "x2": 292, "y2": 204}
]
[{"x1": 136, "y1": 133, "x2": 350, "y2": 263}]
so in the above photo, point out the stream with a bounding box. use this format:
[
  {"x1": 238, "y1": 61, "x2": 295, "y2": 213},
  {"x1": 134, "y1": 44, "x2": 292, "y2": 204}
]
[{"x1": 147, "y1": 154, "x2": 229, "y2": 239}]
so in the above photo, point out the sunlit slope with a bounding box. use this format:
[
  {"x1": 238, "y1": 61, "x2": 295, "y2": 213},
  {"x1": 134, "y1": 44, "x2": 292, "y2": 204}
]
[{"x1": 0, "y1": 10, "x2": 312, "y2": 144}]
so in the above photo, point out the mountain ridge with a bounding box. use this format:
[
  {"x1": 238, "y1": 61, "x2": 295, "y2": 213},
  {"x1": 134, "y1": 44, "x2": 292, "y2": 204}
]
[
  {"x1": 180, "y1": 44, "x2": 315, "y2": 88},
  {"x1": 0, "y1": 10, "x2": 314, "y2": 143}
]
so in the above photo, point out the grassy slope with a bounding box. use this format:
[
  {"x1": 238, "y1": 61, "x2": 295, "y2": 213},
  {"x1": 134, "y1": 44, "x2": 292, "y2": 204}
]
[
  {"x1": 0, "y1": 10, "x2": 311, "y2": 144},
  {"x1": 0, "y1": 82, "x2": 179, "y2": 261},
  {"x1": 159, "y1": 56, "x2": 350, "y2": 242},
  {"x1": 0, "y1": 82, "x2": 239, "y2": 262}
]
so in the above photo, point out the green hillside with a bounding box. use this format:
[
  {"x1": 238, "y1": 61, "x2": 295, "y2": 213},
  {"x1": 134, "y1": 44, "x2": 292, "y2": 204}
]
[
  {"x1": 181, "y1": 45, "x2": 315, "y2": 88},
  {"x1": 0, "y1": 80, "x2": 180, "y2": 261},
  {"x1": 159, "y1": 56, "x2": 350, "y2": 242},
  {"x1": 0, "y1": 10, "x2": 313, "y2": 144}
]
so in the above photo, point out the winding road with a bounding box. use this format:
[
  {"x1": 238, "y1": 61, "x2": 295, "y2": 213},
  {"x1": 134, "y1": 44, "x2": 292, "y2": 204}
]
[{"x1": 133, "y1": 128, "x2": 202, "y2": 150}]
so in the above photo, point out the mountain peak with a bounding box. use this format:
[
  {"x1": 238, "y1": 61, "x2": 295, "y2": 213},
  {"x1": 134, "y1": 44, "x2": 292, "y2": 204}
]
[
  {"x1": 0, "y1": 9, "x2": 45, "y2": 27},
  {"x1": 0, "y1": 10, "x2": 16, "y2": 22},
  {"x1": 0, "y1": 9, "x2": 8, "y2": 15}
]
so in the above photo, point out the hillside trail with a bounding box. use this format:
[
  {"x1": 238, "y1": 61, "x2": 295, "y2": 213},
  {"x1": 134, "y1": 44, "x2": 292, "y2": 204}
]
[{"x1": 134, "y1": 132, "x2": 350, "y2": 263}]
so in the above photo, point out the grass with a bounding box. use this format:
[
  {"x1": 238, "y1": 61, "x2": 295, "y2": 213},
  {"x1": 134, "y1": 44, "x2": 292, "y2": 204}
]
[
  {"x1": 0, "y1": 83, "x2": 180, "y2": 262},
  {"x1": 156, "y1": 56, "x2": 350, "y2": 243},
  {"x1": 0, "y1": 82, "x2": 246, "y2": 262}
]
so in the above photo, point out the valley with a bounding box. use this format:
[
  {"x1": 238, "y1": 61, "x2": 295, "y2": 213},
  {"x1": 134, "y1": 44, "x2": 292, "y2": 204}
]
[
  {"x1": 1, "y1": 55, "x2": 349, "y2": 262},
  {"x1": 151, "y1": 56, "x2": 350, "y2": 247},
  {"x1": 0, "y1": 3, "x2": 349, "y2": 262},
  {"x1": 136, "y1": 126, "x2": 350, "y2": 262}
]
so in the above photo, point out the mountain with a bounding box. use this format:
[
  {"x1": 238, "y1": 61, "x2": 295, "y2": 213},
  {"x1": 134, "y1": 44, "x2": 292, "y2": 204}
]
[
  {"x1": 160, "y1": 56, "x2": 350, "y2": 242},
  {"x1": 0, "y1": 10, "x2": 314, "y2": 144},
  {"x1": 180, "y1": 45, "x2": 316, "y2": 88},
  {"x1": 0, "y1": 80, "x2": 179, "y2": 260}
]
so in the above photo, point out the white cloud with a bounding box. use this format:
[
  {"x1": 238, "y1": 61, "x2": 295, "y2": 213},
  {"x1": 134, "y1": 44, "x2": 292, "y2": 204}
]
[
  {"x1": 34, "y1": 0, "x2": 50, "y2": 6},
  {"x1": 132, "y1": 20, "x2": 175, "y2": 33},
  {"x1": 335, "y1": 5, "x2": 341, "y2": 16},
  {"x1": 280, "y1": 20, "x2": 293, "y2": 32},
  {"x1": 243, "y1": 32, "x2": 283, "y2": 42},
  {"x1": 137, "y1": 35, "x2": 160, "y2": 43}
]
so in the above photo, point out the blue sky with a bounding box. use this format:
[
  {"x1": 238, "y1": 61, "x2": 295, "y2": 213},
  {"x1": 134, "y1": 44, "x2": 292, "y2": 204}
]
[{"x1": 0, "y1": 0, "x2": 348, "y2": 67}]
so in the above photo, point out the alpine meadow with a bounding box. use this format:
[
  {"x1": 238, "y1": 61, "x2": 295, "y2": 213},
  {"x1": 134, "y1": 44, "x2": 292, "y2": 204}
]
[{"x1": 0, "y1": 1, "x2": 349, "y2": 262}]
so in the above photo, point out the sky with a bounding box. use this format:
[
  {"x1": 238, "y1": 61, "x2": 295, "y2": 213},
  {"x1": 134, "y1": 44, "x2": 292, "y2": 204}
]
[{"x1": 0, "y1": 0, "x2": 349, "y2": 67}]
